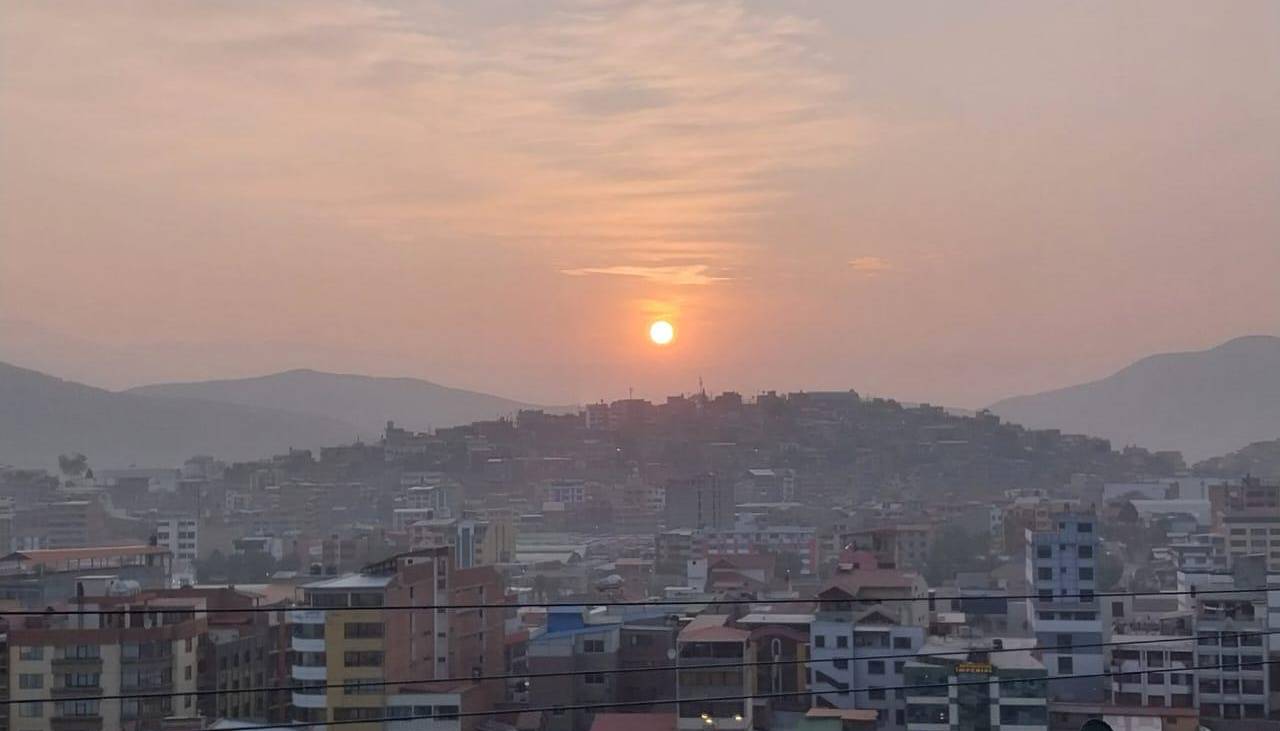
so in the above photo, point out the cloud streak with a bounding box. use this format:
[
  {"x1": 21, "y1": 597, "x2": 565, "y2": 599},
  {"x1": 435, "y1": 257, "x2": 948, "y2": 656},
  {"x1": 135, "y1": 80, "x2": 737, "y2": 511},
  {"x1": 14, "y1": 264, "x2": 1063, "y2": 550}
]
[
  {"x1": 560, "y1": 264, "x2": 728, "y2": 286},
  {"x1": 848, "y1": 256, "x2": 892, "y2": 275}
]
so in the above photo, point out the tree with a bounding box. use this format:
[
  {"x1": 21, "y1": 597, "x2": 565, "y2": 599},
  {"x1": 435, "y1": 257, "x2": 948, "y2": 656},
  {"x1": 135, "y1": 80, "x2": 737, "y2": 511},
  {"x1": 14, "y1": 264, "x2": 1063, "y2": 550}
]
[
  {"x1": 58, "y1": 453, "x2": 89, "y2": 478},
  {"x1": 925, "y1": 524, "x2": 993, "y2": 585}
]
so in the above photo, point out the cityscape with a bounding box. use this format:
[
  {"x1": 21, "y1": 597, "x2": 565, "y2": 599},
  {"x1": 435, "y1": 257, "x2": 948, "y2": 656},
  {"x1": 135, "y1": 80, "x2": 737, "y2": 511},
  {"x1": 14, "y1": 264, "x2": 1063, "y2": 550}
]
[
  {"x1": 3, "y1": 2, "x2": 1279, "y2": 731},
  {"x1": 0, "y1": 388, "x2": 1278, "y2": 731}
]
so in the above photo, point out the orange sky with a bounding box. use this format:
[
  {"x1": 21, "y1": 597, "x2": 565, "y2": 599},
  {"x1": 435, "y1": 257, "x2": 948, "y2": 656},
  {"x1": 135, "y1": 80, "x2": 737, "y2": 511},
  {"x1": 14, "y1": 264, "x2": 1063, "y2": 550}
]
[{"x1": 2, "y1": 1, "x2": 1278, "y2": 407}]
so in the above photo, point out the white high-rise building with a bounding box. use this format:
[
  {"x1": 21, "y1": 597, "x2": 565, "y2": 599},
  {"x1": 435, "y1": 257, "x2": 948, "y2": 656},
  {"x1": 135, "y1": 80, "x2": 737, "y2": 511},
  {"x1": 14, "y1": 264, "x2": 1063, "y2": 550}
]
[{"x1": 1026, "y1": 511, "x2": 1106, "y2": 701}]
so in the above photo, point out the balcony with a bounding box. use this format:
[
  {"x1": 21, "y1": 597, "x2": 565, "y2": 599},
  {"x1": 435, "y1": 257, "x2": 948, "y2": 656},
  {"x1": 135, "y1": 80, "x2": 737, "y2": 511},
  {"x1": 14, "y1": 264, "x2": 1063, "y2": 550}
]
[
  {"x1": 292, "y1": 637, "x2": 326, "y2": 653},
  {"x1": 290, "y1": 609, "x2": 327, "y2": 625},
  {"x1": 292, "y1": 691, "x2": 328, "y2": 709},
  {"x1": 51, "y1": 657, "x2": 103, "y2": 673},
  {"x1": 292, "y1": 665, "x2": 327, "y2": 681}
]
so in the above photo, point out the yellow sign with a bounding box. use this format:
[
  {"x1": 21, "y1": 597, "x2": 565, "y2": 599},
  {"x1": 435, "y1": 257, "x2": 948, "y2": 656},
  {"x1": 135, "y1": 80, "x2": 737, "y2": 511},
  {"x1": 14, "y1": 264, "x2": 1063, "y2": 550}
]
[{"x1": 957, "y1": 662, "x2": 993, "y2": 674}]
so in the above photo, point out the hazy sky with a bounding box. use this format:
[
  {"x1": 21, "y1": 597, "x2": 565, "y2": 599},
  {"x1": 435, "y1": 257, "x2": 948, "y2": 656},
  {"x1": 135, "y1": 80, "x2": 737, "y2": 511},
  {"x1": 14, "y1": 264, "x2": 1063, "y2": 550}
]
[{"x1": 3, "y1": 1, "x2": 1278, "y2": 408}]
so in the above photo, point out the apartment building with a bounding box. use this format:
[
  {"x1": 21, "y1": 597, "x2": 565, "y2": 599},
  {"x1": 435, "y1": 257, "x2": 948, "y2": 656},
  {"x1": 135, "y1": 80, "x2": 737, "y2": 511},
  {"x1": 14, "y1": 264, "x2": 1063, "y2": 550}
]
[
  {"x1": 1026, "y1": 512, "x2": 1105, "y2": 702},
  {"x1": 1106, "y1": 635, "x2": 1194, "y2": 709},
  {"x1": 676, "y1": 615, "x2": 753, "y2": 731},
  {"x1": 153, "y1": 519, "x2": 198, "y2": 564},
  {"x1": 903, "y1": 638, "x2": 1048, "y2": 731},
  {"x1": 843, "y1": 525, "x2": 933, "y2": 572},
  {"x1": 526, "y1": 607, "x2": 622, "y2": 731},
  {"x1": 1222, "y1": 514, "x2": 1280, "y2": 573},
  {"x1": 664, "y1": 474, "x2": 735, "y2": 531},
  {"x1": 289, "y1": 547, "x2": 505, "y2": 729},
  {"x1": 7, "y1": 593, "x2": 203, "y2": 731},
  {"x1": 808, "y1": 571, "x2": 929, "y2": 727},
  {"x1": 1193, "y1": 596, "x2": 1271, "y2": 721}
]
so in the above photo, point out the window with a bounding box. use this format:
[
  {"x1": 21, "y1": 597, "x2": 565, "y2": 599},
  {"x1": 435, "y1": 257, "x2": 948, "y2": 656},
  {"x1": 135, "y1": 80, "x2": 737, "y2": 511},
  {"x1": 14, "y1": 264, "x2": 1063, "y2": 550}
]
[
  {"x1": 54, "y1": 700, "x2": 100, "y2": 718},
  {"x1": 893, "y1": 636, "x2": 912, "y2": 649},
  {"x1": 1057, "y1": 656, "x2": 1073, "y2": 674},
  {"x1": 814, "y1": 635, "x2": 825, "y2": 649},
  {"x1": 1111, "y1": 601, "x2": 1125, "y2": 618},
  {"x1": 1056, "y1": 634, "x2": 1072, "y2": 649},
  {"x1": 1078, "y1": 545, "x2": 1093, "y2": 558},
  {"x1": 19, "y1": 702, "x2": 43, "y2": 718},
  {"x1": 185, "y1": 666, "x2": 192, "y2": 681},
  {"x1": 344, "y1": 622, "x2": 385, "y2": 639},
  {"x1": 868, "y1": 687, "x2": 885, "y2": 700},
  {"x1": 836, "y1": 635, "x2": 848, "y2": 649},
  {"x1": 19, "y1": 646, "x2": 43, "y2": 661},
  {"x1": 1036, "y1": 546, "x2": 1051, "y2": 559},
  {"x1": 1038, "y1": 567, "x2": 1053, "y2": 580},
  {"x1": 65, "y1": 645, "x2": 100, "y2": 659},
  {"x1": 583, "y1": 639, "x2": 605, "y2": 653},
  {"x1": 343, "y1": 651, "x2": 384, "y2": 667},
  {"x1": 584, "y1": 673, "x2": 605, "y2": 685},
  {"x1": 64, "y1": 673, "x2": 99, "y2": 688},
  {"x1": 867, "y1": 660, "x2": 885, "y2": 675},
  {"x1": 894, "y1": 661, "x2": 905, "y2": 674},
  {"x1": 1078, "y1": 567, "x2": 1093, "y2": 580},
  {"x1": 1078, "y1": 522, "x2": 1093, "y2": 532}
]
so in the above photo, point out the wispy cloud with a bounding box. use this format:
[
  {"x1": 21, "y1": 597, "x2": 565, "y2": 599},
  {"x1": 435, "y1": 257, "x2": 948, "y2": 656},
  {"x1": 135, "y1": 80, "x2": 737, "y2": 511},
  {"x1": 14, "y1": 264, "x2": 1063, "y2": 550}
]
[
  {"x1": 2, "y1": 1, "x2": 857, "y2": 277},
  {"x1": 848, "y1": 256, "x2": 892, "y2": 275},
  {"x1": 561, "y1": 264, "x2": 728, "y2": 286}
]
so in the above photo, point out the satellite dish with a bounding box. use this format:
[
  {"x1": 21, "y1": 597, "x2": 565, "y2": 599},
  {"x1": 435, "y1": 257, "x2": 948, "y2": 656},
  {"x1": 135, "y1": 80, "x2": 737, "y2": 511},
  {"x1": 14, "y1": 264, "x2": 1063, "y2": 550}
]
[
  {"x1": 667, "y1": 649, "x2": 677, "y2": 660},
  {"x1": 1080, "y1": 720, "x2": 1114, "y2": 731}
]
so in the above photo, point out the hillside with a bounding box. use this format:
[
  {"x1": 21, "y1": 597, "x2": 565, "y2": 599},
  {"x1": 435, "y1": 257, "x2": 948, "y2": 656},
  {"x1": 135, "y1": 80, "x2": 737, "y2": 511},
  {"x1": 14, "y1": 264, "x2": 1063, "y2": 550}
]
[
  {"x1": 128, "y1": 369, "x2": 563, "y2": 438},
  {"x1": 990, "y1": 336, "x2": 1280, "y2": 461},
  {"x1": 0, "y1": 361, "x2": 359, "y2": 469},
  {"x1": 1195, "y1": 439, "x2": 1280, "y2": 481}
]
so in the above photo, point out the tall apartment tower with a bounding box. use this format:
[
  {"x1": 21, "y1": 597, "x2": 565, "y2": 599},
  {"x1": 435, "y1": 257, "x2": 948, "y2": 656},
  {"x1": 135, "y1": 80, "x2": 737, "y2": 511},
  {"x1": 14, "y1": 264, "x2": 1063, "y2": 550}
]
[
  {"x1": 1025, "y1": 511, "x2": 1106, "y2": 701},
  {"x1": 664, "y1": 473, "x2": 734, "y2": 530},
  {"x1": 289, "y1": 547, "x2": 505, "y2": 728}
]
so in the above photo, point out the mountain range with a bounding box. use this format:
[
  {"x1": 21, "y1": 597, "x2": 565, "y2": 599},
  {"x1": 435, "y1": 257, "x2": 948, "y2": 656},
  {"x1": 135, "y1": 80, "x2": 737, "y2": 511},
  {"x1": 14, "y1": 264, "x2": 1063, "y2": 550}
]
[
  {"x1": 0, "y1": 362, "x2": 559, "y2": 470},
  {"x1": 990, "y1": 335, "x2": 1280, "y2": 461},
  {"x1": 4, "y1": 334, "x2": 1277, "y2": 471}
]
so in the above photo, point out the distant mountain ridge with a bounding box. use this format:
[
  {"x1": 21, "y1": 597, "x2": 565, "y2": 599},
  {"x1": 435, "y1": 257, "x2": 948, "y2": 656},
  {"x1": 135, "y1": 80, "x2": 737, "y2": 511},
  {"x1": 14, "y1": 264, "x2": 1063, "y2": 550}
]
[
  {"x1": 990, "y1": 335, "x2": 1280, "y2": 461},
  {"x1": 127, "y1": 369, "x2": 568, "y2": 440},
  {"x1": 0, "y1": 360, "x2": 358, "y2": 469},
  {"x1": 0, "y1": 361, "x2": 569, "y2": 470}
]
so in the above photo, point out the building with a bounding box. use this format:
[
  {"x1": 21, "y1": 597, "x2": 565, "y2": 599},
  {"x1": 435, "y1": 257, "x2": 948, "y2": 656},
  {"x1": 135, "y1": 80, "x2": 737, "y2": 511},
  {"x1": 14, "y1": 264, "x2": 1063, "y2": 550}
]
[
  {"x1": 1045, "y1": 703, "x2": 1199, "y2": 731},
  {"x1": 526, "y1": 606, "x2": 622, "y2": 731},
  {"x1": 0, "y1": 546, "x2": 172, "y2": 608},
  {"x1": 736, "y1": 469, "x2": 797, "y2": 503},
  {"x1": 1193, "y1": 595, "x2": 1271, "y2": 721},
  {"x1": 6, "y1": 592, "x2": 204, "y2": 731},
  {"x1": 154, "y1": 518, "x2": 199, "y2": 564},
  {"x1": 808, "y1": 571, "x2": 929, "y2": 726},
  {"x1": 903, "y1": 638, "x2": 1048, "y2": 731},
  {"x1": 1222, "y1": 513, "x2": 1280, "y2": 573},
  {"x1": 664, "y1": 474, "x2": 734, "y2": 531},
  {"x1": 843, "y1": 526, "x2": 933, "y2": 572},
  {"x1": 676, "y1": 615, "x2": 752, "y2": 731},
  {"x1": 1105, "y1": 635, "x2": 1194, "y2": 709},
  {"x1": 1025, "y1": 512, "x2": 1105, "y2": 702},
  {"x1": 616, "y1": 622, "x2": 678, "y2": 710},
  {"x1": 289, "y1": 547, "x2": 505, "y2": 728}
]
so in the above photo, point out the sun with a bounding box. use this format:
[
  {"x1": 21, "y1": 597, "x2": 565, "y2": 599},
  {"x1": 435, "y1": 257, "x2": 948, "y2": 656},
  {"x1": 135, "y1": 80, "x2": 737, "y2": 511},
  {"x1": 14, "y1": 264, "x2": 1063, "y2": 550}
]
[{"x1": 649, "y1": 320, "x2": 675, "y2": 345}]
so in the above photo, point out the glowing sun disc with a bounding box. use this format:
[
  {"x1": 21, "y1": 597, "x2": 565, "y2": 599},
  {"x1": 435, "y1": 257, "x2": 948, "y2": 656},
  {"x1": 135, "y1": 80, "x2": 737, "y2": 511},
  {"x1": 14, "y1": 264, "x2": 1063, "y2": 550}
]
[{"x1": 649, "y1": 320, "x2": 674, "y2": 345}]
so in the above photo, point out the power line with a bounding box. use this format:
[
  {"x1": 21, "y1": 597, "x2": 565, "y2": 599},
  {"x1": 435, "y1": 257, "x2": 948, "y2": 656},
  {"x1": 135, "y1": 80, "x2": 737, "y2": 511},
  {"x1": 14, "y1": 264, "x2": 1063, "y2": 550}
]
[
  {"x1": 124, "y1": 658, "x2": 1279, "y2": 731},
  {"x1": 7, "y1": 628, "x2": 1275, "y2": 709},
  {"x1": 4, "y1": 586, "x2": 1269, "y2": 616}
]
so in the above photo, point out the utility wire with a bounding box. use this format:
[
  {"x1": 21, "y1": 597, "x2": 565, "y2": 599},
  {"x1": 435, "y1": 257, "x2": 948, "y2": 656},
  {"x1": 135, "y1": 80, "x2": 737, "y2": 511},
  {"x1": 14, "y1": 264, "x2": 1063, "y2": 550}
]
[
  {"x1": 8, "y1": 628, "x2": 1275, "y2": 710},
  {"x1": 4, "y1": 586, "x2": 1268, "y2": 616}
]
